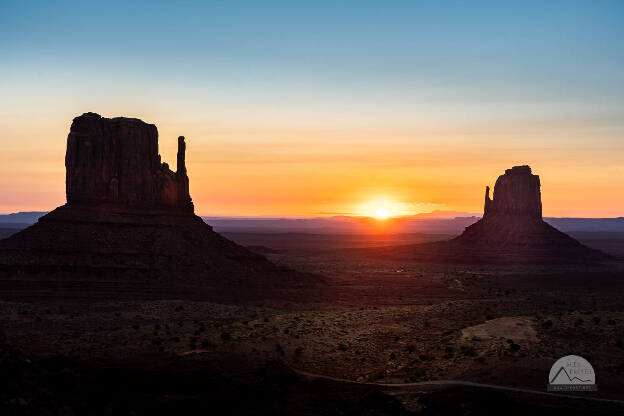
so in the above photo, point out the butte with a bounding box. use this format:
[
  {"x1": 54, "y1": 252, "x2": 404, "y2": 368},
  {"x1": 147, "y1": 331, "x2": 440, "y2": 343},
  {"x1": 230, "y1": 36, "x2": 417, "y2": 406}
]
[
  {"x1": 0, "y1": 113, "x2": 321, "y2": 301},
  {"x1": 373, "y1": 165, "x2": 610, "y2": 264}
]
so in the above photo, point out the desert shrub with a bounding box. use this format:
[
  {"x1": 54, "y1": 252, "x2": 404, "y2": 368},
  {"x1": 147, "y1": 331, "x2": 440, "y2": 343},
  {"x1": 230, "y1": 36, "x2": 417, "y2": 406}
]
[
  {"x1": 295, "y1": 347, "x2": 304, "y2": 356},
  {"x1": 220, "y1": 331, "x2": 231, "y2": 341},
  {"x1": 616, "y1": 339, "x2": 624, "y2": 349},
  {"x1": 509, "y1": 343, "x2": 520, "y2": 352},
  {"x1": 389, "y1": 353, "x2": 396, "y2": 360},
  {"x1": 608, "y1": 319, "x2": 616, "y2": 326},
  {"x1": 541, "y1": 320, "x2": 553, "y2": 329},
  {"x1": 337, "y1": 344, "x2": 347, "y2": 351},
  {"x1": 406, "y1": 345, "x2": 416, "y2": 353},
  {"x1": 574, "y1": 318, "x2": 584, "y2": 327},
  {"x1": 593, "y1": 317, "x2": 601, "y2": 325},
  {"x1": 424, "y1": 321, "x2": 431, "y2": 328}
]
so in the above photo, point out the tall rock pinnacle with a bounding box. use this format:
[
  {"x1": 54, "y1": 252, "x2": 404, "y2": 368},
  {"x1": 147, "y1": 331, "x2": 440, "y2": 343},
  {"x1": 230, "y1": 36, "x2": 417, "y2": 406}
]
[
  {"x1": 65, "y1": 112, "x2": 193, "y2": 212},
  {"x1": 483, "y1": 165, "x2": 542, "y2": 218}
]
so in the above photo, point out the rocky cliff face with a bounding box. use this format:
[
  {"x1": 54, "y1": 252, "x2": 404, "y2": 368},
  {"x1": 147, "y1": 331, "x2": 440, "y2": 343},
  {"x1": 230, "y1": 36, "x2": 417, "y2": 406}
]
[
  {"x1": 483, "y1": 165, "x2": 542, "y2": 218},
  {"x1": 370, "y1": 165, "x2": 610, "y2": 264},
  {"x1": 0, "y1": 113, "x2": 321, "y2": 301},
  {"x1": 449, "y1": 165, "x2": 609, "y2": 262},
  {"x1": 65, "y1": 113, "x2": 193, "y2": 211}
]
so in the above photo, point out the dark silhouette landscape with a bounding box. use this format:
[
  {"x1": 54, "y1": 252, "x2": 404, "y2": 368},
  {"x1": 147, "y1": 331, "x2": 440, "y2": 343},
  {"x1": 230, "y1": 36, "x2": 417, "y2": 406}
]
[
  {"x1": 5, "y1": 1, "x2": 624, "y2": 413},
  {"x1": 0, "y1": 113, "x2": 623, "y2": 415}
]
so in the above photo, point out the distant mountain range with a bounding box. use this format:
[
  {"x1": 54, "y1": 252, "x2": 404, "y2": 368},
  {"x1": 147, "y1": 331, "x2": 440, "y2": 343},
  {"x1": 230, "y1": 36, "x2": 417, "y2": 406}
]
[
  {"x1": 0, "y1": 211, "x2": 48, "y2": 224},
  {"x1": 2, "y1": 211, "x2": 624, "y2": 234}
]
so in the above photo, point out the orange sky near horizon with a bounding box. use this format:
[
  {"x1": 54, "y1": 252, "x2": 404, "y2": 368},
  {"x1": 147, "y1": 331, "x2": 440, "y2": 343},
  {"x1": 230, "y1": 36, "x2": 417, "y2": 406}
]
[{"x1": 1, "y1": 109, "x2": 622, "y2": 218}]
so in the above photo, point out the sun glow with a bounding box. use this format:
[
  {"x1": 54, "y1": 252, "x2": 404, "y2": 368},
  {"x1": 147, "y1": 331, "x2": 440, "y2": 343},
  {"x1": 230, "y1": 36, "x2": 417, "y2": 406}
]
[
  {"x1": 356, "y1": 198, "x2": 410, "y2": 219},
  {"x1": 375, "y1": 207, "x2": 389, "y2": 220}
]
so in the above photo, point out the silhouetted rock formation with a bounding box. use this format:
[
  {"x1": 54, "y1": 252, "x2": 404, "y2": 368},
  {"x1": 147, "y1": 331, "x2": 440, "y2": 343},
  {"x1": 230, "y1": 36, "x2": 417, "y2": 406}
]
[
  {"x1": 0, "y1": 113, "x2": 321, "y2": 301},
  {"x1": 66, "y1": 113, "x2": 193, "y2": 211},
  {"x1": 483, "y1": 165, "x2": 541, "y2": 218},
  {"x1": 370, "y1": 166, "x2": 611, "y2": 264},
  {"x1": 457, "y1": 165, "x2": 556, "y2": 248}
]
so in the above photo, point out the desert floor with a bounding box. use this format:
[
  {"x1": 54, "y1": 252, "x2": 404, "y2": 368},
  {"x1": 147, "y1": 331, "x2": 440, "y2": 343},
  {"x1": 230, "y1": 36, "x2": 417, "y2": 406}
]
[{"x1": 1, "y1": 232, "x2": 624, "y2": 414}]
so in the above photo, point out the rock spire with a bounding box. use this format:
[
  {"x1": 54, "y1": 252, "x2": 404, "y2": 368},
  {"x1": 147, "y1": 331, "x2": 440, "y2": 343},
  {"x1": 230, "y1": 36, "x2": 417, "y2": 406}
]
[{"x1": 65, "y1": 112, "x2": 193, "y2": 211}]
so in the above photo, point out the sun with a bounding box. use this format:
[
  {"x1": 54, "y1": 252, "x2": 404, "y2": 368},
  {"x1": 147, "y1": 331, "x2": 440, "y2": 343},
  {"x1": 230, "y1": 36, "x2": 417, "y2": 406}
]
[{"x1": 375, "y1": 207, "x2": 389, "y2": 220}]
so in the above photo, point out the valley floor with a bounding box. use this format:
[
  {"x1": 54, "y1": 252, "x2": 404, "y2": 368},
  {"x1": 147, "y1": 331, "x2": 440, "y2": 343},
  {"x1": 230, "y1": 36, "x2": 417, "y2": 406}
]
[{"x1": 1, "y1": 232, "x2": 624, "y2": 414}]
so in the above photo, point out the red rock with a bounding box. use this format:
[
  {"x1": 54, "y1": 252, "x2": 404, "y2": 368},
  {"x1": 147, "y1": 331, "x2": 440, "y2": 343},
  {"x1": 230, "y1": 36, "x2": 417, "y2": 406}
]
[
  {"x1": 65, "y1": 113, "x2": 193, "y2": 211},
  {"x1": 0, "y1": 113, "x2": 322, "y2": 301},
  {"x1": 483, "y1": 165, "x2": 541, "y2": 218},
  {"x1": 368, "y1": 166, "x2": 611, "y2": 264}
]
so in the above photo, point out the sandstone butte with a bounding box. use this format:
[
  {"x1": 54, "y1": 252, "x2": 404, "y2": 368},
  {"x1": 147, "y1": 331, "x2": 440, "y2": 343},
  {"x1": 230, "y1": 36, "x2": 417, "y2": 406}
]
[
  {"x1": 370, "y1": 165, "x2": 611, "y2": 264},
  {"x1": 0, "y1": 113, "x2": 322, "y2": 301}
]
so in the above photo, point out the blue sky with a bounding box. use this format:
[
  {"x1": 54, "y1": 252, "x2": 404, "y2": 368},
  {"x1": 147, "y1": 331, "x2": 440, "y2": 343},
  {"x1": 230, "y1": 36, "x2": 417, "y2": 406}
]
[{"x1": 3, "y1": 1, "x2": 623, "y2": 111}]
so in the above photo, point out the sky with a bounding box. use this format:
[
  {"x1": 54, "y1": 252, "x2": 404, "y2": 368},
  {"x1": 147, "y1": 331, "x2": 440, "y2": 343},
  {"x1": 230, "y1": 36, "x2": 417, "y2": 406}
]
[{"x1": 1, "y1": 1, "x2": 623, "y2": 217}]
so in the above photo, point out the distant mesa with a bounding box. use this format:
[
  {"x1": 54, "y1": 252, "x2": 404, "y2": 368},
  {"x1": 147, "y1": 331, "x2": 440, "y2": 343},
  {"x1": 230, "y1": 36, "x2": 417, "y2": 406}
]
[
  {"x1": 454, "y1": 165, "x2": 558, "y2": 248},
  {"x1": 0, "y1": 113, "x2": 321, "y2": 301},
  {"x1": 370, "y1": 165, "x2": 611, "y2": 264}
]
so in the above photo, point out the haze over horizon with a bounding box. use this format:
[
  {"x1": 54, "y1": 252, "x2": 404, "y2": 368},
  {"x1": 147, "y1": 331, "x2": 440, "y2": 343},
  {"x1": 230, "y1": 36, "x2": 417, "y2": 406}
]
[{"x1": 2, "y1": 1, "x2": 623, "y2": 217}]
